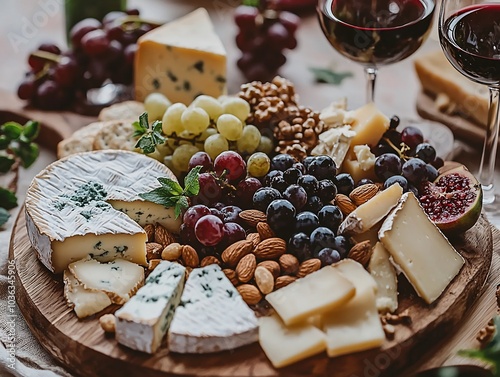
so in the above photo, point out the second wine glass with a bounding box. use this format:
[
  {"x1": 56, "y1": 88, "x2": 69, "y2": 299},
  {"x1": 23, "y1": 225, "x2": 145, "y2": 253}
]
[{"x1": 317, "y1": 0, "x2": 435, "y2": 103}]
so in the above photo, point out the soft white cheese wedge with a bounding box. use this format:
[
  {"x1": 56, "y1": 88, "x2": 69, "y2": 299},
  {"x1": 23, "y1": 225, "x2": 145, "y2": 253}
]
[
  {"x1": 115, "y1": 261, "x2": 186, "y2": 354},
  {"x1": 168, "y1": 265, "x2": 258, "y2": 354}
]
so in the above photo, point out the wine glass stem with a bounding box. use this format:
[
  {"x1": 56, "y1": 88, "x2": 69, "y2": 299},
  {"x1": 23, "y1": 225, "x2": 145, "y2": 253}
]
[
  {"x1": 364, "y1": 66, "x2": 378, "y2": 103},
  {"x1": 478, "y1": 86, "x2": 500, "y2": 204}
]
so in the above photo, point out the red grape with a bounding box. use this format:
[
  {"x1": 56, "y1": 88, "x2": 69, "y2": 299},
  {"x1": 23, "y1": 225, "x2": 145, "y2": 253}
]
[
  {"x1": 105, "y1": 22, "x2": 125, "y2": 41},
  {"x1": 81, "y1": 29, "x2": 110, "y2": 56},
  {"x1": 36, "y1": 80, "x2": 67, "y2": 110},
  {"x1": 102, "y1": 11, "x2": 126, "y2": 25},
  {"x1": 193, "y1": 172, "x2": 222, "y2": 205},
  {"x1": 53, "y1": 57, "x2": 79, "y2": 88},
  {"x1": 123, "y1": 44, "x2": 137, "y2": 65},
  {"x1": 236, "y1": 178, "x2": 262, "y2": 207},
  {"x1": 267, "y1": 22, "x2": 289, "y2": 49},
  {"x1": 279, "y1": 11, "x2": 300, "y2": 33},
  {"x1": 17, "y1": 78, "x2": 37, "y2": 100},
  {"x1": 70, "y1": 18, "x2": 102, "y2": 49},
  {"x1": 237, "y1": 53, "x2": 255, "y2": 71},
  {"x1": 103, "y1": 40, "x2": 124, "y2": 64},
  {"x1": 236, "y1": 32, "x2": 254, "y2": 52},
  {"x1": 183, "y1": 205, "x2": 211, "y2": 228},
  {"x1": 126, "y1": 8, "x2": 140, "y2": 16},
  {"x1": 195, "y1": 215, "x2": 224, "y2": 246},
  {"x1": 188, "y1": 151, "x2": 213, "y2": 172},
  {"x1": 222, "y1": 222, "x2": 246, "y2": 245},
  {"x1": 39, "y1": 43, "x2": 61, "y2": 55},
  {"x1": 214, "y1": 151, "x2": 246, "y2": 181},
  {"x1": 234, "y1": 6, "x2": 259, "y2": 32},
  {"x1": 401, "y1": 126, "x2": 424, "y2": 150}
]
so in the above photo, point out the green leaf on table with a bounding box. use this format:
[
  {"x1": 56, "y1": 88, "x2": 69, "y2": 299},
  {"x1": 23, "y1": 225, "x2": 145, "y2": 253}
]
[
  {"x1": 16, "y1": 143, "x2": 39, "y2": 168},
  {"x1": 183, "y1": 166, "x2": 202, "y2": 197},
  {"x1": 20, "y1": 120, "x2": 40, "y2": 143},
  {"x1": 0, "y1": 136, "x2": 9, "y2": 150},
  {"x1": 309, "y1": 67, "x2": 353, "y2": 85},
  {"x1": 0, "y1": 207, "x2": 10, "y2": 227},
  {"x1": 1, "y1": 122, "x2": 22, "y2": 140},
  {"x1": 0, "y1": 155, "x2": 15, "y2": 173},
  {"x1": 0, "y1": 188, "x2": 17, "y2": 210}
]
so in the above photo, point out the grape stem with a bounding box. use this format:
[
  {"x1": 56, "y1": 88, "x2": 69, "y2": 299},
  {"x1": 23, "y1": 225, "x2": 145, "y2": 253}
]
[
  {"x1": 118, "y1": 15, "x2": 163, "y2": 29},
  {"x1": 383, "y1": 137, "x2": 411, "y2": 160},
  {"x1": 30, "y1": 50, "x2": 62, "y2": 64}
]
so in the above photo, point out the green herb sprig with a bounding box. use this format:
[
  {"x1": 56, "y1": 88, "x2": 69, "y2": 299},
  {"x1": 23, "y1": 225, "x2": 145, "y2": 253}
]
[
  {"x1": 139, "y1": 166, "x2": 202, "y2": 219},
  {"x1": 310, "y1": 67, "x2": 353, "y2": 85},
  {"x1": 133, "y1": 112, "x2": 165, "y2": 154}
]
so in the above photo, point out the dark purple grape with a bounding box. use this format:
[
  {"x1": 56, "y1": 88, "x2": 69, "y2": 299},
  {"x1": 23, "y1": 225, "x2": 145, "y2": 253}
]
[
  {"x1": 220, "y1": 206, "x2": 242, "y2": 224},
  {"x1": 253, "y1": 187, "x2": 282, "y2": 212},
  {"x1": 266, "y1": 199, "x2": 296, "y2": 234},
  {"x1": 264, "y1": 51, "x2": 287, "y2": 71},
  {"x1": 189, "y1": 151, "x2": 213, "y2": 172},
  {"x1": 234, "y1": 5, "x2": 259, "y2": 32},
  {"x1": 222, "y1": 222, "x2": 246, "y2": 246},
  {"x1": 236, "y1": 178, "x2": 262, "y2": 208},
  {"x1": 408, "y1": 184, "x2": 419, "y2": 196},
  {"x1": 302, "y1": 156, "x2": 315, "y2": 171},
  {"x1": 81, "y1": 29, "x2": 110, "y2": 56},
  {"x1": 36, "y1": 80, "x2": 67, "y2": 110},
  {"x1": 283, "y1": 184, "x2": 307, "y2": 211},
  {"x1": 53, "y1": 57, "x2": 79, "y2": 88},
  {"x1": 431, "y1": 157, "x2": 444, "y2": 169},
  {"x1": 297, "y1": 174, "x2": 319, "y2": 196},
  {"x1": 236, "y1": 32, "x2": 254, "y2": 52},
  {"x1": 70, "y1": 18, "x2": 102, "y2": 49},
  {"x1": 414, "y1": 143, "x2": 437, "y2": 164},
  {"x1": 425, "y1": 164, "x2": 439, "y2": 181},
  {"x1": 126, "y1": 8, "x2": 140, "y2": 16},
  {"x1": 271, "y1": 154, "x2": 296, "y2": 172},
  {"x1": 237, "y1": 52, "x2": 255, "y2": 71},
  {"x1": 210, "y1": 208, "x2": 225, "y2": 221},
  {"x1": 310, "y1": 226, "x2": 336, "y2": 254},
  {"x1": 283, "y1": 167, "x2": 302, "y2": 184},
  {"x1": 317, "y1": 248, "x2": 341, "y2": 266},
  {"x1": 303, "y1": 195, "x2": 323, "y2": 214},
  {"x1": 243, "y1": 63, "x2": 272, "y2": 82},
  {"x1": 334, "y1": 235, "x2": 351, "y2": 259},
  {"x1": 374, "y1": 153, "x2": 403, "y2": 180},
  {"x1": 383, "y1": 129, "x2": 402, "y2": 146},
  {"x1": 270, "y1": 176, "x2": 288, "y2": 193},
  {"x1": 264, "y1": 170, "x2": 283, "y2": 186},
  {"x1": 292, "y1": 162, "x2": 306, "y2": 174},
  {"x1": 372, "y1": 142, "x2": 396, "y2": 156},
  {"x1": 119, "y1": 31, "x2": 137, "y2": 46},
  {"x1": 285, "y1": 35, "x2": 298, "y2": 50},
  {"x1": 307, "y1": 156, "x2": 337, "y2": 180},
  {"x1": 295, "y1": 211, "x2": 319, "y2": 235},
  {"x1": 401, "y1": 126, "x2": 424, "y2": 150},
  {"x1": 106, "y1": 22, "x2": 125, "y2": 41},
  {"x1": 39, "y1": 43, "x2": 61, "y2": 55},
  {"x1": 103, "y1": 11, "x2": 127, "y2": 25},
  {"x1": 213, "y1": 202, "x2": 225, "y2": 210},
  {"x1": 179, "y1": 223, "x2": 202, "y2": 249},
  {"x1": 288, "y1": 232, "x2": 311, "y2": 261},
  {"x1": 318, "y1": 179, "x2": 337, "y2": 202},
  {"x1": 402, "y1": 158, "x2": 428, "y2": 185},
  {"x1": 356, "y1": 178, "x2": 375, "y2": 187},
  {"x1": 279, "y1": 11, "x2": 300, "y2": 33},
  {"x1": 389, "y1": 115, "x2": 400, "y2": 130},
  {"x1": 318, "y1": 205, "x2": 343, "y2": 233},
  {"x1": 17, "y1": 78, "x2": 36, "y2": 100},
  {"x1": 103, "y1": 39, "x2": 123, "y2": 65},
  {"x1": 334, "y1": 173, "x2": 354, "y2": 196},
  {"x1": 267, "y1": 22, "x2": 290, "y2": 49},
  {"x1": 384, "y1": 175, "x2": 408, "y2": 191},
  {"x1": 134, "y1": 23, "x2": 153, "y2": 38}
]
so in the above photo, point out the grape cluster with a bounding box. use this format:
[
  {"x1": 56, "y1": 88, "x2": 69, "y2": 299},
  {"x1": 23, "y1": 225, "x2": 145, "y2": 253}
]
[
  {"x1": 234, "y1": 6, "x2": 300, "y2": 81},
  {"x1": 17, "y1": 9, "x2": 156, "y2": 111},
  {"x1": 253, "y1": 154, "x2": 351, "y2": 266},
  {"x1": 372, "y1": 117, "x2": 444, "y2": 194}
]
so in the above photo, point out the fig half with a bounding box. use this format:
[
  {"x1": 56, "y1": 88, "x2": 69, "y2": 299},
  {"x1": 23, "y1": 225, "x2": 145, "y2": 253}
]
[{"x1": 418, "y1": 164, "x2": 482, "y2": 234}]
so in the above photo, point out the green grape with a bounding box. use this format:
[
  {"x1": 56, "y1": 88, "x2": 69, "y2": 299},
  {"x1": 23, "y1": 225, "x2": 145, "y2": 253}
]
[
  {"x1": 181, "y1": 107, "x2": 210, "y2": 134},
  {"x1": 144, "y1": 93, "x2": 171, "y2": 121},
  {"x1": 204, "y1": 133, "x2": 229, "y2": 160},
  {"x1": 146, "y1": 149, "x2": 163, "y2": 162},
  {"x1": 236, "y1": 125, "x2": 261, "y2": 154},
  {"x1": 257, "y1": 135, "x2": 274, "y2": 154},
  {"x1": 222, "y1": 97, "x2": 250, "y2": 122},
  {"x1": 247, "y1": 152, "x2": 271, "y2": 178},
  {"x1": 162, "y1": 103, "x2": 187, "y2": 135},
  {"x1": 198, "y1": 127, "x2": 218, "y2": 142},
  {"x1": 172, "y1": 144, "x2": 200, "y2": 172},
  {"x1": 156, "y1": 142, "x2": 174, "y2": 160},
  {"x1": 164, "y1": 155, "x2": 182, "y2": 178},
  {"x1": 192, "y1": 95, "x2": 223, "y2": 120},
  {"x1": 216, "y1": 114, "x2": 243, "y2": 141}
]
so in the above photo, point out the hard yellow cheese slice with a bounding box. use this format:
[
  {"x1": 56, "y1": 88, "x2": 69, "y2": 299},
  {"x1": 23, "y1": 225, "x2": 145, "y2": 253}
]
[{"x1": 368, "y1": 242, "x2": 398, "y2": 313}]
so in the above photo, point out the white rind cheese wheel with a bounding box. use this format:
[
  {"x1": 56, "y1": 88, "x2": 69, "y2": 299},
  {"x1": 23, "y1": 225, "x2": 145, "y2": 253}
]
[{"x1": 25, "y1": 150, "x2": 181, "y2": 274}]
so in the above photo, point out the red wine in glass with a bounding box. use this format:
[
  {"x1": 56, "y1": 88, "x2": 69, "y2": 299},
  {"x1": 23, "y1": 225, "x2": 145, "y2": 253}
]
[
  {"x1": 318, "y1": 0, "x2": 435, "y2": 66},
  {"x1": 440, "y1": 5, "x2": 500, "y2": 86}
]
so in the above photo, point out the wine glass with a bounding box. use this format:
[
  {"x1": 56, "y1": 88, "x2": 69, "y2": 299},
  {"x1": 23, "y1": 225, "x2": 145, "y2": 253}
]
[
  {"x1": 439, "y1": 1, "x2": 500, "y2": 204},
  {"x1": 317, "y1": 0, "x2": 435, "y2": 103}
]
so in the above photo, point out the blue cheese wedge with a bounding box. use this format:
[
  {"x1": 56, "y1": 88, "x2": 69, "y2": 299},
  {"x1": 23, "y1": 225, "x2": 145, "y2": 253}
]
[
  {"x1": 168, "y1": 265, "x2": 258, "y2": 353},
  {"x1": 63, "y1": 270, "x2": 112, "y2": 318},
  {"x1": 115, "y1": 261, "x2": 186, "y2": 354},
  {"x1": 24, "y1": 150, "x2": 181, "y2": 273},
  {"x1": 68, "y1": 258, "x2": 144, "y2": 305}
]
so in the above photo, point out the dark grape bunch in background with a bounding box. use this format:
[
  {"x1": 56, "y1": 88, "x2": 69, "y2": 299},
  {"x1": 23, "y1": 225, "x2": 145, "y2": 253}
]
[
  {"x1": 234, "y1": 2, "x2": 300, "y2": 81},
  {"x1": 17, "y1": 9, "x2": 158, "y2": 112}
]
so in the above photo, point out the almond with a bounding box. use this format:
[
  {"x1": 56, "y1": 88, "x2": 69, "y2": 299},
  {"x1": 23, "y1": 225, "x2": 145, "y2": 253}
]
[
  {"x1": 297, "y1": 258, "x2": 321, "y2": 278},
  {"x1": 279, "y1": 254, "x2": 299, "y2": 275},
  {"x1": 257, "y1": 260, "x2": 280, "y2": 279},
  {"x1": 254, "y1": 266, "x2": 274, "y2": 294},
  {"x1": 256, "y1": 222, "x2": 275, "y2": 240},
  {"x1": 181, "y1": 245, "x2": 199, "y2": 268},
  {"x1": 146, "y1": 242, "x2": 163, "y2": 261},
  {"x1": 148, "y1": 258, "x2": 162, "y2": 270},
  {"x1": 223, "y1": 268, "x2": 239, "y2": 286},
  {"x1": 274, "y1": 275, "x2": 297, "y2": 290},
  {"x1": 200, "y1": 256, "x2": 221, "y2": 267},
  {"x1": 236, "y1": 254, "x2": 257, "y2": 283},
  {"x1": 237, "y1": 284, "x2": 262, "y2": 305},
  {"x1": 144, "y1": 224, "x2": 155, "y2": 242},
  {"x1": 221, "y1": 240, "x2": 253, "y2": 268},
  {"x1": 246, "y1": 233, "x2": 261, "y2": 248},
  {"x1": 253, "y1": 237, "x2": 286, "y2": 260},
  {"x1": 349, "y1": 184, "x2": 379, "y2": 206},
  {"x1": 347, "y1": 240, "x2": 372, "y2": 267},
  {"x1": 335, "y1": 194, "x2": 357, "y2": 216},
  {"x1": 161, "y1": 243, "x2": 182, "y2": 261},
  {"x1": 239, "y1": 209, "x2": 267, "y2": 227},
  {"x1": 154, "y1": 224, "x2": 176, "y2": 247}
]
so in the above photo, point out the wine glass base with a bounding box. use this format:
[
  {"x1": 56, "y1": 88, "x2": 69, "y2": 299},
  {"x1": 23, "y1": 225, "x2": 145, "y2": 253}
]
[{"x1": 482, "y1": 184, "x2": 495, "y2": 205}]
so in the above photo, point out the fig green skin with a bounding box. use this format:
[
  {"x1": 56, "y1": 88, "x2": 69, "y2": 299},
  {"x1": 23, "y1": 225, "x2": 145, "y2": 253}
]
[{"x1": 430, "y1": 165, "x2": 482, "y2": 235}]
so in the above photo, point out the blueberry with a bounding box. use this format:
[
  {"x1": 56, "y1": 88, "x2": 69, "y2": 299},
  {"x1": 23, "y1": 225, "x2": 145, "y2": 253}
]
[{"x1": 266, "y1": 199, "x2": 296, "y2": 234}]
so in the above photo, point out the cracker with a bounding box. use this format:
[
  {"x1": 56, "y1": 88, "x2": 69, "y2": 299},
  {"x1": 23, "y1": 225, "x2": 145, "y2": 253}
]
[
  {"x1": 98, "y1": 101, "x2": 145, "y2": 122},
  {"x1": 57, "y1": 121, "x2": 107, "y2": 159},
  {"x1": 93, "y1": 119, "x2": 138, "y2": 151}
]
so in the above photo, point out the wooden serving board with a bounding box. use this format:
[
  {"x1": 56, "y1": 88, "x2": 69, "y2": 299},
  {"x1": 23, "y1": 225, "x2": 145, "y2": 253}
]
[{"x1": 9, "y1": 209, "x2": 493, "y2": 377}]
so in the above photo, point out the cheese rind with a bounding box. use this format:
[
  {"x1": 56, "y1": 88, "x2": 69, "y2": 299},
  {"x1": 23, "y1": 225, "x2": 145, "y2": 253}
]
[
  {"x1": 168, "y1": 265, "x2": 258, "y2": 353},
  {"x1": 259, "y1": 314, "x2": 326, "y2": 368},
  {"x1": 368, "y1": 242, "x2": 398, "y2": 313},
  {"x1": 115, "y1": 261, "x2": 186, "y2": 354},
  {"x1": 378, "y1": 192, "x2": 465, "y2": 304},
  {"x1": 134, "y1": 8, "x2": 227, "y2": 103},
  {"x1": 266, "y1": 267, "x2": 355, "y2": 326}
]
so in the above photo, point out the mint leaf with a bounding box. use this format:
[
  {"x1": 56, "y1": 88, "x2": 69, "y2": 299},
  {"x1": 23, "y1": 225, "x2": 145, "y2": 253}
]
[
  {"x1": 20, "y1": 120, "x2": 40, "y2": 142},
  {"x1": 184, "y1": 166, "x2": 202, "y2": 197},
  {"x1": 139, "y1": 112, "x2": 149, "y2": 130},
  {"x1": 139, "y1": 188, "x2": 178, "y2": 208},
  {"x1": 132, "y1": 121, "x2": 146, "y2": 137},
  {"x1": 15, "y1": 143, "x2": 39, "y2": 168},
  {"x1": 0, "y1": 188, "x2": 17, "y2": 209},
  {"x1": 0, "y1": 155, "x2": 15, "y2": 173},
  {"x1": 2, "y1": 122, "x2": 22, "y2": 139},
  {"x1": 135, "y1": 135, "x2": 156, "y2": 154},
  {"x1": 157, "y1": 177, "x2": 183, "y2": 196},
  {"x1": 0, "y1": 207, "x2": 10, "y2": 227},
  {"x1": 310, "y1": 67, "x2": 353, "y2": 85},
  {"x1": 175, "y1": 196, "x2": 189, "y2": 219},
  {"x1": 134, "y1": 113, "x2": 165, "y2": 154}
]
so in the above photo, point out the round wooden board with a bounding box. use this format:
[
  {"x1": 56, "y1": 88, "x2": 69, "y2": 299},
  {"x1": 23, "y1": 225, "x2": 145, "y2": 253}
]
[{"x1": 9, "y1": 211, "x2": 493, "y2": 377}]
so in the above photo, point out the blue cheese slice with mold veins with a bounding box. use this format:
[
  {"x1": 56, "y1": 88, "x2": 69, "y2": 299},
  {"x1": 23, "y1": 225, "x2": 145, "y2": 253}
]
[
  {"x1": 24, "y1": 150, "x2": 181, "y2": 273},
  {"x1": 168, "y1": 264, "x2": 258, "y2": 354},
  {"x1": 134, "y1": 8, "x2": 227, "y2": 103},
  {"x1": 115, "y1": 261, "x2": 186, "y2": 354}
]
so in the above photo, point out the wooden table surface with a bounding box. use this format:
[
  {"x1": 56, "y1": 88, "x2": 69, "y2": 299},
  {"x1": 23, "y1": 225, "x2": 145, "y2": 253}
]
[{"x1": 1, "y1": 0, "x2": 499, "y2": 376}]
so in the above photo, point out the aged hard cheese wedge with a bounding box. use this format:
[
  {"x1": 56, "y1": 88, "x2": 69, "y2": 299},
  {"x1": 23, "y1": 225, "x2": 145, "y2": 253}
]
[
  {"x1": 368, "y1": 242, "x2": 398, "y2": 313},
  {"x1": 348, "y1": 103, "x2": 390, "y2": 148},
  {"x1": 63, "y1": 270, "x2": 112, "y2": 318},
  {"x1": 339, "y1": 183, "x2": 403, "y2": 235},
  {"x1": 323, "y1": 260, "x2": 385, "y2": 357},
  {"x1": 25, "y1": 150, "x2": 181, "y2": 273},
  {"x1": 115, "y1": 261, "x2": 186, "y2": 354},
  {"x1": 134, "y1": 8, "x2": 227, "y2": 103},
  {"x1": 68, "y1": 258, "x2": 144, "y2": 305},
  {"x1": 342, "y1": 145, "x2": 377, "y2": 182},
  {"x1": 379, "y1": 192, "x2": 465, "y2": 304},
  {"x1": 259, "y1": 314, "x2": 326, "y2": 368},
  {"x1": 168, "y1": 265, "x2": 258, "y2": 353},
  {"x1": 266, "y1": 266, "x2": 355, "y2": 326}
]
